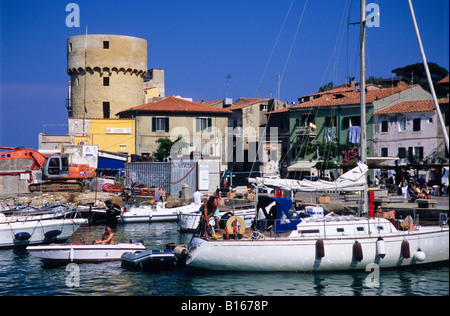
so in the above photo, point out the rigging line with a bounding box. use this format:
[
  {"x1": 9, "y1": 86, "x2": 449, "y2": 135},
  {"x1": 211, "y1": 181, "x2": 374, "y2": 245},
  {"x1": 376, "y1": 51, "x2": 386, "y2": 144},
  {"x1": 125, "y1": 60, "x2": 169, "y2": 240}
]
[
  {"x1": 254, "y1": 0, "x2": 295, "y2": 98},
  {"x1": 280, "y1": 0, "x2": 309, "y2": 84},
  {"x1": 251, "y1": 0, "x2": 308, "y2": 176},
  {"x1": 319, "y1": 0, "x2": 351, "y2": 87}
]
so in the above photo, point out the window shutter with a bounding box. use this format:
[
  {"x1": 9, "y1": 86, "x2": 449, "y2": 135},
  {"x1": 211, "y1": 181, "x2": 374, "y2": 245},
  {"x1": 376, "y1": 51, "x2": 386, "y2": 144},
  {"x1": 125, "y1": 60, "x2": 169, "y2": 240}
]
[
  {"x1": 165, "y1": 117, "x2": 169, "y2": 132},
  {"x1": 152, "y1": 117, "x2": 156, "y2": 132}
]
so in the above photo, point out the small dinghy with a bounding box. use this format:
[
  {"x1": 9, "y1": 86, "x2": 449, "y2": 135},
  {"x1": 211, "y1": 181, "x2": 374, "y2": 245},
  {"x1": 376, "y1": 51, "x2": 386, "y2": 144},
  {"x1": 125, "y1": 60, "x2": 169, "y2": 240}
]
[
  {"x1": 121, "y1": 249, "x2": 177, "y2": 270},
  {"x1": 27, "y1": 240, "x2": 146, "y2": 264}
]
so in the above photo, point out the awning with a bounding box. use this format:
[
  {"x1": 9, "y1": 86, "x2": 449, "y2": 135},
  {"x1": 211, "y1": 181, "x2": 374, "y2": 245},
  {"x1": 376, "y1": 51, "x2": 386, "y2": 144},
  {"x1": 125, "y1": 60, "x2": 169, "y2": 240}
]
[{"x1": 367, "y1": 156, "x2": 399, "y2": 164}]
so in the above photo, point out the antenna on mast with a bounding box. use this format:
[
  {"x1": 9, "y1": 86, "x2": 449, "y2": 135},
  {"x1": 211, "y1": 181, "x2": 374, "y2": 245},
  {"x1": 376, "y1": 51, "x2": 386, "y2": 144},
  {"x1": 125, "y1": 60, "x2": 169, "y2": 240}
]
[{"x1": 225, "y1": 74, "x2": 231, "y2": 98}]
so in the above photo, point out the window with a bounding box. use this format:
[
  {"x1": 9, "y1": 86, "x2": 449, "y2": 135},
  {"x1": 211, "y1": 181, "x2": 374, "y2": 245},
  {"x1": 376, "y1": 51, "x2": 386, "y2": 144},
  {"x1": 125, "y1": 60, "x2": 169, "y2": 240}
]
[
  {"x1": 414, "y1": 146, "x2": 424, "y2": 160},
  {"x1": 343, "y1": 116, "x2": 361, "y2": 128},
  {"x1": 324, "y1": 116, "x2": 336, "y2": 127},
  {"x1": 152, "y1": 117, "x2": 169, "y2": 132},
  {"x1": 69, "y1": 43, "x2": 72, "y2": 52},
  {"x1": 413, "y1": 118, "x2": 421, "y2": 131},
  {"x1": 196, "y1": 117, "x2": 212, "y2": 132},
  {"x1": 381, "y1": 148, "x2": 388, "y2": 157},
  {"x1": 398, "y1": 119, "x2": 406, "y2": 132},
  {"x1": 381, "y1": 120, "x2": 388, "y2": 132},
  {"x1": 47, "y1": 158, "x2": 60, "y2": 175},
  {"x1": 398, "y1": 147, "x2": 406, "y2": 158},
  {"x1": 61, "y1": 156, "x2": 69, "y2": 172},
  {"x1": 408, "y1": 146, "x2": 423, "y2": 161},
  {"x1": 103, "y1": 77, "x2": 110, "y2": 86},
  {"x1": 103, "y1": 41, "x2": 109, "y2": 49},
  {"x1": 103, "y1": 102, "x2": 110, "y2": 118}
]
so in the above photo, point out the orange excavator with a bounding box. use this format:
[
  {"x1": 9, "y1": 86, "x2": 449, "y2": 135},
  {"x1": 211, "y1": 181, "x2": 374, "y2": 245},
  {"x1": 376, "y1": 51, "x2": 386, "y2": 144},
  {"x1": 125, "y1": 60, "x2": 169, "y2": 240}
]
[{"x1": 0, "y1": 146, "x2": 95, "y2": 192}]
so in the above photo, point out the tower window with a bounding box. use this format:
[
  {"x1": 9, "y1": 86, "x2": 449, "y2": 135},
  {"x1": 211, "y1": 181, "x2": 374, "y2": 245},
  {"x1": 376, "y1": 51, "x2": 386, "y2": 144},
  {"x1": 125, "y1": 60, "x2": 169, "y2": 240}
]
[
  {"x1": 103, "y1": 102, "x2": 110, "y2": 118},
  {"x1": 103, "y1": 77, "x2": 110, "y2": 86},
  {"x1": 103, "y1": 41, "x2": 109, "y2": 49}
]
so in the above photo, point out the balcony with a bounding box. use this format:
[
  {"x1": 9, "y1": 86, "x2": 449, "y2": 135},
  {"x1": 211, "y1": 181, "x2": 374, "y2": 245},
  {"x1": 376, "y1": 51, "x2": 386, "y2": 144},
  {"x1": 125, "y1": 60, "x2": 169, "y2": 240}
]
[{"x1": 294, "y1": 126, "x2": 316, "y2": 138}]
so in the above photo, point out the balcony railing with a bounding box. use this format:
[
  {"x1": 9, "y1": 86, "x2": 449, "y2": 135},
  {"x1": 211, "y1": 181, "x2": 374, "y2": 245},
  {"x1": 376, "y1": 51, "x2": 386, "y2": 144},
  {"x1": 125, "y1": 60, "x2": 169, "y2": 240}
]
[{"x1": 294, "y1": 126, "x2": 316, "y2": 138}]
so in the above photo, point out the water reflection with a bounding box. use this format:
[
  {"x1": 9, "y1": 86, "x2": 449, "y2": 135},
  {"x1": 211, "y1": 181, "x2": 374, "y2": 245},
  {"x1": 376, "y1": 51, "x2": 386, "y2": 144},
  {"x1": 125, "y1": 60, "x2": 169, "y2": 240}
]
[{"x1": 0, "y1": 222, "x2": 448, "y2": 296}]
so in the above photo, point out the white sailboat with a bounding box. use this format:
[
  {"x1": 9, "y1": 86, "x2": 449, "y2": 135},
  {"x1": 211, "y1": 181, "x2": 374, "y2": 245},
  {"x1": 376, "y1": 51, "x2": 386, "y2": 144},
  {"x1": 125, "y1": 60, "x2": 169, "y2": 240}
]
[{"x1": 185, "y1": 1, "x2": 449, "y2": 272}]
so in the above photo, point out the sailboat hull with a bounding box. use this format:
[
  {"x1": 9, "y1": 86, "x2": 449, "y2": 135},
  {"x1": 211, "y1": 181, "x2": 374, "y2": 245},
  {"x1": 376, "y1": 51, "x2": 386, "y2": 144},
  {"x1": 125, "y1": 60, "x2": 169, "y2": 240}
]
[{"x1": 187, "y1": 227, "x2": 449, "y2": 272}]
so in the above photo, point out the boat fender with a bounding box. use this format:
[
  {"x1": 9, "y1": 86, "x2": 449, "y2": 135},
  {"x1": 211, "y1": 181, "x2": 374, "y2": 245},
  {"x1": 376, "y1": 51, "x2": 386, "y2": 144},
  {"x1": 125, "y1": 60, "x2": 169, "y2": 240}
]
[
  {"x1": 316, "y1": 239, "x2": 325, "y2": 258},
  {"x1": 401, "y1": 239, "x2": 410, "y2": 259},
  {"x1": 353, "y1": 241, "x2": 363, "y2": 262},
  {"x1": 376, "y1": 237, "x2": 386, "y2": 259},
  {"x1": 44, "y1": 230, "x2": 62, "y2": 238},
  {"x1": 414, "y1": 248, "x2": 426, "y2": 262},
  {"x1": 226, "y1": 216, "x2": 246, "y2": 235},
  {"x1": 173, "y1": 244, "x2": 188, "y2": 257},
  {"x1": 15, "y1": 232, "x2": 32, "y2": 241}
]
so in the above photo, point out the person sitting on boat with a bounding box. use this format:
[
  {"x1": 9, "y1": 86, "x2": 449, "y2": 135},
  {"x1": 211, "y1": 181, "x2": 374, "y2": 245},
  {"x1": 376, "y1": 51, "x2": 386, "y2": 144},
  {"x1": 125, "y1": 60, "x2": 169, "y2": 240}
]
[
  {"x1": 374, "y1": 207, "x2": 418, "y2": 231},
  {"x1": 93, "y1": 226, "x2": 114, "y2": 244}
]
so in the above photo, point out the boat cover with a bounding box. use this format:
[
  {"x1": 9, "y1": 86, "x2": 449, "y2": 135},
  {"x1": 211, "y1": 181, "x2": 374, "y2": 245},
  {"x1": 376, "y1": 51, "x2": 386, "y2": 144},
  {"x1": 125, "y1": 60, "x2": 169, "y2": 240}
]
[
  {"x1": 251, "y1": 163, "x2": 368, "y2": 192},
  {"x1": 253, "y1": 196, "x2": 301, "y2": 234}
]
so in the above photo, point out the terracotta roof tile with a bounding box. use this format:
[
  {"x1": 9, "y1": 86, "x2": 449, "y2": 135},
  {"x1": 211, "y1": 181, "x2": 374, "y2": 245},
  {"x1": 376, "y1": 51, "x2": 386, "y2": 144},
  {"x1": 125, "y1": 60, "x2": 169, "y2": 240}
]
[
  {"x1": 292, "y1": 83, "x2": 416, "y2": 109},
  {"x1": 117, "y1": 96, "x2": 231, "y2": 115},
  {"x1": 374, "y1": 100, "x2": 436, "y2": 115},
  {"x1": 228, "y1": 97, "x2": 268, "y2": 110},
  {"x1": 438, "y1": 76, "x2": 449, "y2": 84}
]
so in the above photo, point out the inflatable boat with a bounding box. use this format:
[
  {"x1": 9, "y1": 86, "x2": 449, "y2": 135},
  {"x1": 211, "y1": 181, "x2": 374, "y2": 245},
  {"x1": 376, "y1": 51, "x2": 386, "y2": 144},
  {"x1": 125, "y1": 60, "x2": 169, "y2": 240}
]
[{"x1": 121, "y1": 249, "x2": 177, "y2": 270}]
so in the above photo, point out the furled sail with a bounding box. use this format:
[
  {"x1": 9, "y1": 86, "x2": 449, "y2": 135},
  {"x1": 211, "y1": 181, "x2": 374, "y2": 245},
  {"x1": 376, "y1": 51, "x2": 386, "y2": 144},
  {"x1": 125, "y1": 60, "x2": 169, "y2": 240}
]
[{"x1": 251, "y1": 163, "x2": 368, "y2": 192}]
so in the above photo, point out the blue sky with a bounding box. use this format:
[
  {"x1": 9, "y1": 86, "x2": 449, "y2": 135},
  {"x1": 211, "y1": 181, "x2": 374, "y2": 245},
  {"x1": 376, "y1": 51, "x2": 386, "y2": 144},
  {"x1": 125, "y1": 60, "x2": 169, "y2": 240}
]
[{"x1": 1, "y1": 0, "x2": 449, "y2": 149}]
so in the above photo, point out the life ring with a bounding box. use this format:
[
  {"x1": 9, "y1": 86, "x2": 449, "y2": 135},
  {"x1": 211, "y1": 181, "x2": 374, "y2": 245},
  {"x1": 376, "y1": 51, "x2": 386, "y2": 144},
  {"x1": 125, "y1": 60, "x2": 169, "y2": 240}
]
[{"x1": 226, "y1": 216, "x2": 246, "y2": 235}]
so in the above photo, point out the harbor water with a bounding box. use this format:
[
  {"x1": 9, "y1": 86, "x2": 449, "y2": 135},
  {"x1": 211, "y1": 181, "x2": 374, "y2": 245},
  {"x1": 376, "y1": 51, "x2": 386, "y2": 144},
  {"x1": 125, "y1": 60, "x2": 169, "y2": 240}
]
[{"x1": 0, "y1": 222, "x2": 448, "y2": 296}]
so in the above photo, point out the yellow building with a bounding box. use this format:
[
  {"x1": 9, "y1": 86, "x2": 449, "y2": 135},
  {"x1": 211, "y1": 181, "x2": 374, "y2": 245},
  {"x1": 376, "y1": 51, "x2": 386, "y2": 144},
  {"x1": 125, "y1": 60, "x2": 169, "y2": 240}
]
[{"x1": 68, "y1": 118, "x2": 135, "y2": 158}]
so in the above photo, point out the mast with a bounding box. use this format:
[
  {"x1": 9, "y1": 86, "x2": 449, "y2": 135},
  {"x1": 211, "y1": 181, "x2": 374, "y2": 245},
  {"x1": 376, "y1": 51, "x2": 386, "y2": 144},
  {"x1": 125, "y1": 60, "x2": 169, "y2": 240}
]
[
  {"x1": 407, "y1": 0, "x2": 449, "y2": 153},
  {"x1": 360, "y1": 0, "x2": 368, "y2": 215}
]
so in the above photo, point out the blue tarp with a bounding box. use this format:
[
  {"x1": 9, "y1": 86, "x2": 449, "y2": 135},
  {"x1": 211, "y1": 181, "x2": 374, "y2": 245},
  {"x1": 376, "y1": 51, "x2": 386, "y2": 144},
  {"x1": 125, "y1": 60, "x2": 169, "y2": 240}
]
[
  {"x1": 254, "y1": 196, "x2": 301, "y2": 234},
  {"x1": 98, "y1": 157, "x2": 125, "y2": 170}
]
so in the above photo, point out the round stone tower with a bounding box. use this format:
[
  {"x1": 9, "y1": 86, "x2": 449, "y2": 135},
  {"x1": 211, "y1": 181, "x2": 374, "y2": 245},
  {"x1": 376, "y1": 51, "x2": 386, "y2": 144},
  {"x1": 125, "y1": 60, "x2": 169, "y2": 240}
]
[{"x1": 67, "y1": 34, "x2": 147, "y2": 119}]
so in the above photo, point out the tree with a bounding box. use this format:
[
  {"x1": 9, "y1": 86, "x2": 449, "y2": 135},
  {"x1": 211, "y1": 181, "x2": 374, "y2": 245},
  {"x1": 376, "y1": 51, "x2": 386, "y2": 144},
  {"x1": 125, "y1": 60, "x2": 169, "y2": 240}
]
[
  {"x1": 153, "y1": 137, "x2": 182, "y2": 161},
  {"x1": 318, "y1": 81, "x2": 335, "y2": 92},
  {"x1": 391, "y1": 62, "x2": 449, "y2": 97}
]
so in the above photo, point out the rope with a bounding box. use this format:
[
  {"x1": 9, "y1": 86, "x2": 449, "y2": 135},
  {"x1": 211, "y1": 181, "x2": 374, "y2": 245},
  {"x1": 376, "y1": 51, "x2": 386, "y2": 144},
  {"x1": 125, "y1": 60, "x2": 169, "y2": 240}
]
[{"x1": 159, "y1": 163, "x2": 197, "y2": 188}]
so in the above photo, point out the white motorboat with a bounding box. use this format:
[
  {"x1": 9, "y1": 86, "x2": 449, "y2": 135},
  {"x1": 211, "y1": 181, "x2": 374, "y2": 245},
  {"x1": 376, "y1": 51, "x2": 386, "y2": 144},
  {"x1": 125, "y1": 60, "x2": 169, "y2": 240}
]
[
  {"x1": 178, "y1": 207, "x2": 256, "y2": 233},
  {"x1": 27, "y1": 241, "x2": 146, "y2": 264},
  {"x1": 121, "y1": 202, "x2": 199, "y2": 223},
  {"x1": 0, "y1": 213, "x2": 86, "y2": 249},
  {"x1": 186, "y1": 195, "x2": 449, "y2": 272}
]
